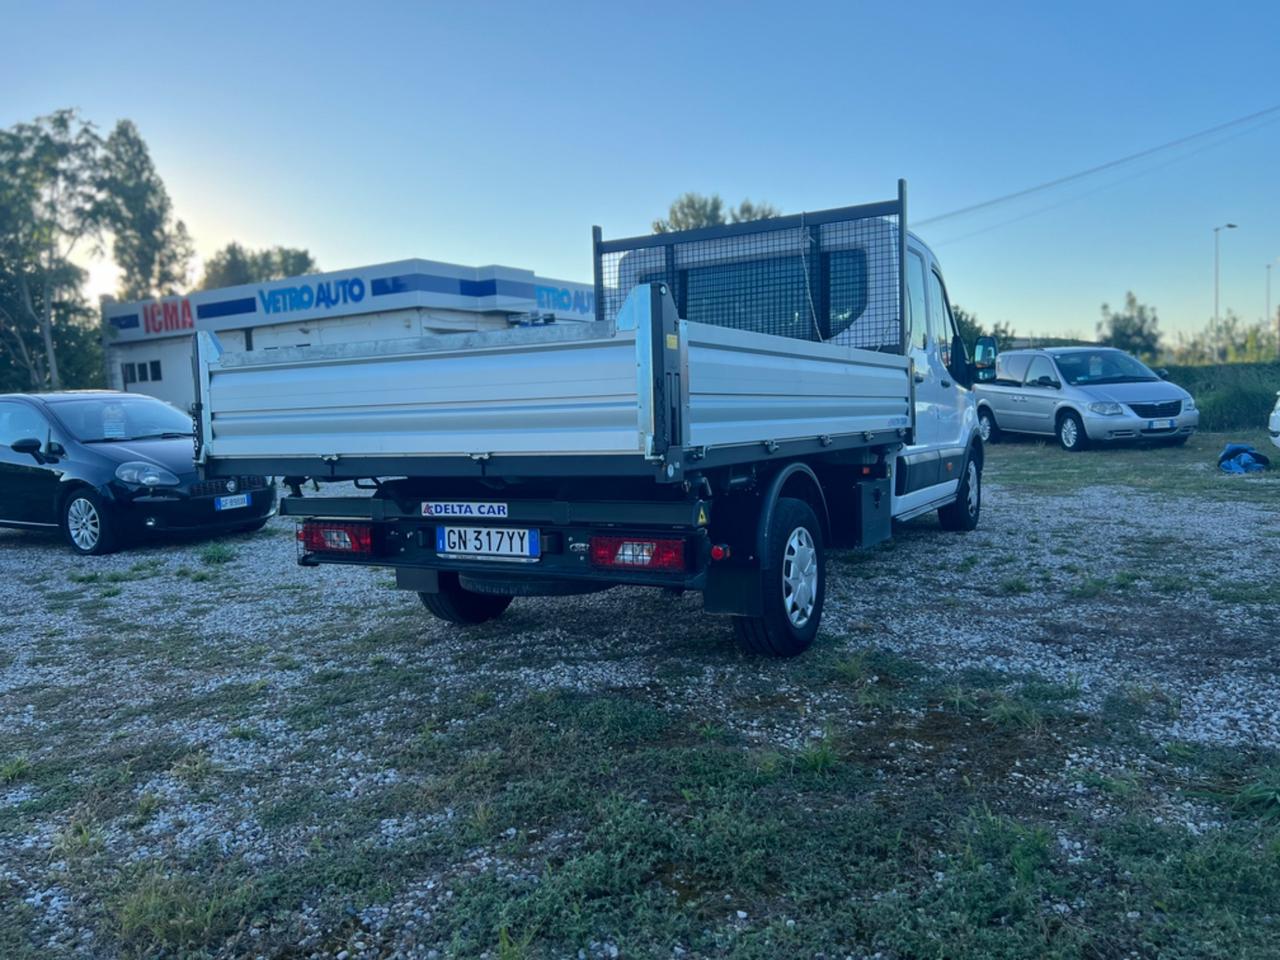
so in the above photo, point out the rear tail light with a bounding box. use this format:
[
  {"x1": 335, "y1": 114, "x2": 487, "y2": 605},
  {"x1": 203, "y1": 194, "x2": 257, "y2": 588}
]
[
  {"x1": 589, "y1": 535, "x2": 686, "y2": 571},
  {"x1": 299, "y1": 521, "x2": 373, "y2": 555}
]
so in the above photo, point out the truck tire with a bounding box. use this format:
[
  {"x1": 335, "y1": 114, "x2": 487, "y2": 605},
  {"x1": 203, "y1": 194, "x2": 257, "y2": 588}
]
[
  {"x1": 419, "y1": 573, "x2": 512, "y2": 625},
  {"x1": 938, "y1": 456, "x2": 981, "y2": 531},
  {"x1": 732, "y1": 498, "x2": 824, "y2": 657}
]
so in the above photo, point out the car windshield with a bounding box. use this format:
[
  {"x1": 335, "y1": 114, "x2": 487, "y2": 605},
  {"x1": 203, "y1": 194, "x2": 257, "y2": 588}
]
[
  {"x1": 47, "y1": 395, "x2": 193, "y2": 443},
  {"x1": 1053, "y1": 350, "x2": 1159, "y2": 386}
]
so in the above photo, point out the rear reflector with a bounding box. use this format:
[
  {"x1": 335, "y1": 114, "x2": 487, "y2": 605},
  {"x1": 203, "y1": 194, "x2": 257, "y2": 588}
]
[
  {"x1": 299, "y1": 521, "x2": 373, "y2": 555},
  {"x1": 589, "y1": 535, "x2": 686, "y2": 571}
]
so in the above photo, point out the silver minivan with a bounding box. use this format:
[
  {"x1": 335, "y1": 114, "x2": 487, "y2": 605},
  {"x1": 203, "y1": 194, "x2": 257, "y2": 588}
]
[{"x1": 972, "y1": 346, "x2": 1198, "y2": 451}]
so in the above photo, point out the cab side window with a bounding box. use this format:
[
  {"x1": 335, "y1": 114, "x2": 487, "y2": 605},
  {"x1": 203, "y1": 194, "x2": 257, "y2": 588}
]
[
  {"x1": 906, "y1": 251, "x2": 927, "y2": 350},
  {"x1": 1023, "y1": 356, "x2": 1058, "y2": 387},
  {"x1": 926, "y1": 270, "x2": 953, "y2": 368}
]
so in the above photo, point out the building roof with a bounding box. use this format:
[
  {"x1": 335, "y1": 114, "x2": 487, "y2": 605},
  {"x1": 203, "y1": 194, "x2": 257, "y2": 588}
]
[{"x1": 102, "y1": 257, "x2": 595, "y2": 343}]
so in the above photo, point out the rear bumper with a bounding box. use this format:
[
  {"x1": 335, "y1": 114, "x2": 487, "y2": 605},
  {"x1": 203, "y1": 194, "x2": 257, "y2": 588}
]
[
  {"x1": 284, "y1": 495, "x2": 711, "y2": 590},
  {"x1": 1082, "y1": 408, "x2": 1199, "y2": 442}
]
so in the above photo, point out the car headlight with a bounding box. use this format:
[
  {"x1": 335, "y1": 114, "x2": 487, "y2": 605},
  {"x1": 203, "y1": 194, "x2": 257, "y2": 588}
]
[
  {"x1": 115, "y1": 461, "x2": 181, "y2": 487},
  {"x1": 1088, "y1": 402, "x2": 1124, "y2": 416},
  {"x1": 1184, "y1": 397, "x2": 1197, "y2": 411}
]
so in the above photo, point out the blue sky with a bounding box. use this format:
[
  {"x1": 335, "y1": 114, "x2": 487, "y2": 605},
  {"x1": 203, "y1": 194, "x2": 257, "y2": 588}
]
[{"x1": 4, "y1": 0, "x2": 1279, "y2": 339}]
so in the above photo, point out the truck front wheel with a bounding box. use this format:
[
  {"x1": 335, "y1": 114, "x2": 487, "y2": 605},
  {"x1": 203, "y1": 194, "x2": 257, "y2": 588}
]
[
  {"x1": 732, "y1": 498, "x2": 825, "y2": 657},
  {"x1": 419, "y1": 573, "x2": 513, "y2": 625}
]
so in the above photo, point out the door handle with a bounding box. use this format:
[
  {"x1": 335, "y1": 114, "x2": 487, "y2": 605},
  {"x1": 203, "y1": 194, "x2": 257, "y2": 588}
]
[
  {"x1": 941, "y1": 379, "x2": 952, "y2": 388},
  {"x1": 914, "y1": 372, "x2": 926, "y2": 384}
]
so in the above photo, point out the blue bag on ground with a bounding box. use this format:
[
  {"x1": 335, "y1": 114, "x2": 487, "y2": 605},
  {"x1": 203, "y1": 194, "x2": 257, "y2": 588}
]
[{"x1": 1218, "y1": 443, "x2": 1272, "y2": 474}]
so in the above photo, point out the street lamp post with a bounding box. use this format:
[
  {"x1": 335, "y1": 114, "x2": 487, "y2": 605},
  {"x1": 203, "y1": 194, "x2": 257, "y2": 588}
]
[{"x1": 1213, "y1": 223, "x2": 1237, "y2": 361}]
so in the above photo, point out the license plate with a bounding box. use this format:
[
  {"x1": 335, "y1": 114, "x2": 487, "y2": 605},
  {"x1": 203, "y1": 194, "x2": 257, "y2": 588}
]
[
  {"x1": 215, "y1": 493, "x2": 250, "y2": 511},
  {"x1": 1148, "y1": 419, "x2": 1176, "y2": 430},
  {"x1": 436, "y1": 525, "x2": 539, "y2": 560}
]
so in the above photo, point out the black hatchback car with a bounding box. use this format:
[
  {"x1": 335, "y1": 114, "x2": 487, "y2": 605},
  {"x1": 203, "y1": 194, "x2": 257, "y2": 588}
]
[{"x1": 0, "y1": 391, "x2": 276, "y2": 555}]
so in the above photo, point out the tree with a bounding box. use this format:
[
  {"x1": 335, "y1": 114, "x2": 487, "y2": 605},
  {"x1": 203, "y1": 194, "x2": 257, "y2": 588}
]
[
  {"x1": 951, "y1": 303, "x2": 1015, "y2": 351},
  {"x1": 198, "y1": 243, "x2": 317, "y2": 290},
  {"x1": 1098, "y1": 292, "x2": 1160, "y2": 360},
  {"x1": 0, "y1": 258, "x2": 102, "y2": 392},
  {"x1": 98, "y1": 119, "x2": 193, "y2": 300},
  {"x1": 653, "y1": 193, "x2": 780, "y2": 233},
  {"x1": 0, "y1": 109, "x2": 104, "y2": 389}
]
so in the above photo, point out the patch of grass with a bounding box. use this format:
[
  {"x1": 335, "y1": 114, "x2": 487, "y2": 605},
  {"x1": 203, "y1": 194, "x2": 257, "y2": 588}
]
[
  {"x1": 53, "y1": 809, "x2": 105, "y2": 858},
  {"x1": 997, "y1": 576, "x2": 1031, "y2": 596},
  {"x1": 984, "y1": 694, "x2": 1043, "y2": 734},
  {"x1": 1231, "y1": 770, "x2": 1280, "y2": 821},
  {"x1": 1207, "y1": 581, "x2": 1272, "y2": 605},
  {"x1": 171, "y1": 749, "x2": 217, "y2": 786},
  {"x1": 198, "y1": 542, "x2": 236, "y2": 566},
  {"x1": 795, "y1": 737, "x2": 838, "y2": 775},
  {"x1": 0, "y1": 755, "x2": 31, "y2": 784},
  {"x1": 1067, "y1": 577, "x2": 1109, "y2": 599},
  {"x1": 1080, "y1": 769, "x2": 1140, "y2": 799},
  {"x1": 112, "y1": 869, "x2": 251, "y2": 955}
]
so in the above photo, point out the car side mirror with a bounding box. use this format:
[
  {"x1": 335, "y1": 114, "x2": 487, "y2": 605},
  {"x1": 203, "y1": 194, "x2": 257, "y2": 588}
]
[
  {"x1": 1156, "y1": 368, "x2": 1170, "y2": 380},
  {"x1": 11, "y1": 437, "x2": 42, "y2": 456},
  {"x1": 1036, "y1": 375, "x2": 1060, "y2": 389}
]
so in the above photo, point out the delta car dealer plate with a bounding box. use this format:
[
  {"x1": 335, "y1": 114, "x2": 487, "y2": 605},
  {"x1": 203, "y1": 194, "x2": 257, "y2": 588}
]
[
  {"x1": 214, "y1": 493, "x2": 250, "y2": 511},
  {"x1": 436, "y1": 526, "x2": 540, "y2": 561}
]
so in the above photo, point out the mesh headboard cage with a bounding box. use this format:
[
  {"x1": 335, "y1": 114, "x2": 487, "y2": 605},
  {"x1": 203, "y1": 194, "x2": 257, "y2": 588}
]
[{"x1": 594, "y1": 185, "x2": 906, "y2": 352}]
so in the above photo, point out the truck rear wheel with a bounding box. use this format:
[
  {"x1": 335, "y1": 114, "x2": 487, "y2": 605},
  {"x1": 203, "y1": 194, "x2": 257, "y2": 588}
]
[
  {"x1": 419, "y1": 573, "x2": 513, "y2": 625},
  {"x1": 732, "y1": 498, "x2": 824, "y2": 657}
]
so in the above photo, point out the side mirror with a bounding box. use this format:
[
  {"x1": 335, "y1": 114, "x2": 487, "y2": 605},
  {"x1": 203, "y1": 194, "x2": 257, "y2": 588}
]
[
  {"x1": 973, "y1": 336, "x2": 998, "y2": 369},
  {"x1": 1036, "y1": 375, "x2": 1060, "y2": 389},
  {"x1": 11, "y1": 437, "x2": 42, "y2": 456},
  {"x1": 1156, "y1": 368, "x2": 1170, "y2": 380}
]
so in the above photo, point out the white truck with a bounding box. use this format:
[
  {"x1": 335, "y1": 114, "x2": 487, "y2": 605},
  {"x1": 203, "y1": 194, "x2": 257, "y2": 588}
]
[{"x1": 194, "y1": 183, "x2": 983, "y2": 656}]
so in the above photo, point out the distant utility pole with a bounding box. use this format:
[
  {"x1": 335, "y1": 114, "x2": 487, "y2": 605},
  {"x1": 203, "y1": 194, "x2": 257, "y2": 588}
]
[{"x1": 1213, "y1": 223, "x2": 1237, "y2": 361}]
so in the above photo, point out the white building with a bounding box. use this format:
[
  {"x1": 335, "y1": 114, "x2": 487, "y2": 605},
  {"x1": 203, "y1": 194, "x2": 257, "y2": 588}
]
[{"x1": 102, "y1": 258, "x2": 595, "y2": 409}]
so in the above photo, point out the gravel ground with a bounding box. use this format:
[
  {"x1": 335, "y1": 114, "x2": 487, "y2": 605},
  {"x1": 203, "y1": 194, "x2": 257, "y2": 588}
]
[{"x1": 1, "y1": 442, "x2": 1277, "y2": 958}]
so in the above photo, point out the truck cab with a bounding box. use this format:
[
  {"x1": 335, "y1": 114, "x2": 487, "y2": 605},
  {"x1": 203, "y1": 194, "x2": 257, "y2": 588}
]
[{"x1": 896, "y1": 236, "x2": 983, "y2": 521}]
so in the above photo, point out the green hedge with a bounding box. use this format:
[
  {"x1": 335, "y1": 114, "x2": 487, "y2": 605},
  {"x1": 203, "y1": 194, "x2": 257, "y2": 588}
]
[{"x1": 1163, "y1": 361, "x2": 1279, "y2": 431}]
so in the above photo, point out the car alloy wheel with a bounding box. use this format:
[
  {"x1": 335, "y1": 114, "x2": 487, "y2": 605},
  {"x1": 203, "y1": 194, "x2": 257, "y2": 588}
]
[
  {"x1": 67, "y1": 497, "x2": 101, "y2": 551},
  {"x1": 1060, "y1": 417, "x2": 1079, "y2": 449}
]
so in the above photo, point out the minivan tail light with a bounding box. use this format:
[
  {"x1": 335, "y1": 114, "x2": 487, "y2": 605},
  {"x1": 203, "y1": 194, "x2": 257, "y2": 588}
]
[
  {"x1": 299, "y1": 521, "x2": 373, "y2": 555},
  {"x1": 589, "y1": 535, "x2": 686, "y2": 571}
]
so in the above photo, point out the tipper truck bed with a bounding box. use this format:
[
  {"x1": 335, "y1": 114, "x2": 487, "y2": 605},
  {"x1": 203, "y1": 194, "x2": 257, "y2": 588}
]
[{"x1": 195, "y1": 183, "x2": 985, "y2": 655}]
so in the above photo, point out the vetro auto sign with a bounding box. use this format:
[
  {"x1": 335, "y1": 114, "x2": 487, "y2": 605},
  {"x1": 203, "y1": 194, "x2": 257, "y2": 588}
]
[
  {"x1": 535, "y1": 284, "x2": 594, "y2": 316},
  {"x1": 258, "y1": 278, "x2": 366, "y2": 315}
]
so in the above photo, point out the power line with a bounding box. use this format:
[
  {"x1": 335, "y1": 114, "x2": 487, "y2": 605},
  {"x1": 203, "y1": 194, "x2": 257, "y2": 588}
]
[
  {"x1": 916, "y1": 102, "x2": 1280, "y2": 227},
  {"x1": 930, "y1": 113, "x2": 1280, "y2": 246}
]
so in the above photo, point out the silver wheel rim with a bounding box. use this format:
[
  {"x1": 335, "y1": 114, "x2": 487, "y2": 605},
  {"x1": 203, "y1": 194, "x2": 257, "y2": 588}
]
[
  {"x1": 979, "y1": 414, "x2": 992, "y2": 442},
  {"x1": 1061, "y1": 418, "x2": 1078, "y2": 448},
  {"x1": 67, "y1": 498, "x2": 100, "y2": 551},
  {"x1": 782, "y1": 526, "x2": 818, "y2": 628},
  {"x1": 966, "y1": 462, "x2": 980, "y2": 516}
]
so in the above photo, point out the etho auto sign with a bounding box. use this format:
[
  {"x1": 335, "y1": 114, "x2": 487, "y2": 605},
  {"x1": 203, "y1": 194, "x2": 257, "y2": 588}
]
[{"x1": 143, "y1": 299, "x2": 195, "y2": 335}]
